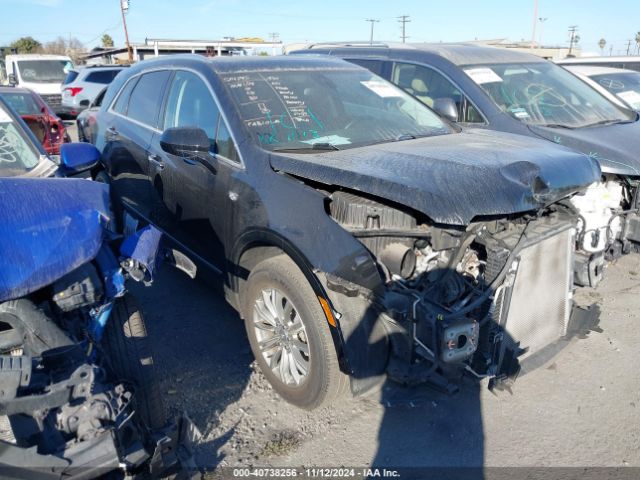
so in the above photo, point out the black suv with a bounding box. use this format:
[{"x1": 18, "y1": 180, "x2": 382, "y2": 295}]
[
  {"x1": 292, "y1": 43, "x2": 640, "y2": 287},
  {"x1": 93, "y1": 55, "x2": 600, "y2": 408}
]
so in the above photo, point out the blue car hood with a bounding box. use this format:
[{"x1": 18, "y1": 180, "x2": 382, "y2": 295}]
[
  {"x1": 270, "y1": 129, "x2": 601, "y2": 225},
  {"x1": 0, "y1": 178, "x2": 110, "y2": 302},
  {"x1": 528, "y1": 119, "x2": 640, "y2": 176}
]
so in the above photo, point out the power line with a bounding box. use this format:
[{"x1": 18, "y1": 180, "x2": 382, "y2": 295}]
[
  {"x1": 365, "y1": 18, "x2": 380, "y2": 46},
  {"x1": 397, "y1": 15, "x2": 410, "y2": 43}
]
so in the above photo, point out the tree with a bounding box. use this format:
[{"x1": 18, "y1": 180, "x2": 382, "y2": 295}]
[
  {"x1": 101, "y1": 34, "x2": 114, "y2": 48},
  {"x1": 636, "y1": 32, "x2": 640, "y2": 55},
  {"x1": 598, "y1": 38, "x2": 606, "y2": 55},
  {"x1": 42, "y1": 36, "x2": 86, "y2": 63},
  {"x1": 9, "y1": 36, "x2": 42, "y2": 54}
]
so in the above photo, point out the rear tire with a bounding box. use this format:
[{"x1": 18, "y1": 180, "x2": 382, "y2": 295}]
[
  {"x1": 102, "y1": 294, "x2": 166, "y2": 430},
  {"x1": 242, "y1": 255, "x2": 349, "y2": 409}
]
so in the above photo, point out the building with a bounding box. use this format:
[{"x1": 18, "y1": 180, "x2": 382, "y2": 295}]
[
  {"x1": 466, "y1": 38, "x2": 580, "y2": 61},
  {"x1": 81, "y1": 37, "x2": 283, "y2": 65}
]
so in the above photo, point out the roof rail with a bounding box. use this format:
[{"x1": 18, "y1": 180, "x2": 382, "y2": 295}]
[
  {"x1": 307, "y1": 41, "x2": 389, "y2": 49},
  {"x1": 83, "y1": 64, "x2": 130, "y2": 69}
]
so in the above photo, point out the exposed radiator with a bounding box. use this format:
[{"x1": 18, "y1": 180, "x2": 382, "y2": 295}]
[{"x1": 501, "y1": 225, "x2": 574, "y2": 359}]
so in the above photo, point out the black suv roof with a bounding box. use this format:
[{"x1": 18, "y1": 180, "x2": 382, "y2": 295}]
[{"x1": 124, "y1": 53, "x2": 358, "y2": 75}]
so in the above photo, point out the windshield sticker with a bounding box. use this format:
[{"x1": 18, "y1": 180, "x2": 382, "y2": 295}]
[
  {"x1": 464, "y1": 67, "x2": 503, "y2": 85},
  {"x1": 509, "y1": 107, "x2": 530, "y2": 119},
  {"x1": 617, "y1": 90, "x2": 640, "y2": 108},
  {"x1": 303, "y1": 135, "x2": 352, "y2": 146},
  {"x1": 361, "y1": 80, "x2": 404, "y2": 98},
  {"x1": 0, "y1": 109, "x2": 12, "y2": 123}
]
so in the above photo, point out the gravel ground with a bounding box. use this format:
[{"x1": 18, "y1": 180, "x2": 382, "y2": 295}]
[
  {"x1": 68, "y1": 122, "x2": 639, "y2": 472},
  {"x1": 128, "y1": 254, "x2": 640, "y2": 471}
]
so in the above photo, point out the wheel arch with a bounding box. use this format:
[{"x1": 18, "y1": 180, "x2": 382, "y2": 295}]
[{"x1": 229, "y1": 228, "x2": 352, "y2": 375}]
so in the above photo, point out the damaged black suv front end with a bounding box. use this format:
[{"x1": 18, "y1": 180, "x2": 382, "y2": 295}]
[{"x1": 271, "y1": 128, "x2": 603, "y2": 394}]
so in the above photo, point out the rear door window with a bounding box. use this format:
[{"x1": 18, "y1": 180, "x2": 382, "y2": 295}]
[
  {"x1": 126, "y1": 70, "x2": 171, "y2": 128},
  {"x1": 85, "y1": 69, "x2": 122, "y2": 84},
  {"x1": 111, "y1": 76, "x2": 138, "y2": 115}
]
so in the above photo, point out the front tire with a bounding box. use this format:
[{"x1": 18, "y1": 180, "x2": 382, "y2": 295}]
[{"x1": 242, "y1": 255, "x2": 349, "y2": 409}]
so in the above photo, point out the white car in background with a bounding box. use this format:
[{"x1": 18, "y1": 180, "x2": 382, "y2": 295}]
[
  {"x1": 0, "y1": 54, "x2": 74, "y2": 115},
  {"x1": 564, "y1": 65, "x2": 640, "y2": 112}
]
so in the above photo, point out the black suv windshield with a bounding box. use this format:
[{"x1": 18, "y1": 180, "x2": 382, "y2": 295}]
[
  {"x1": 464, "y1": 62, "x2": 635, "y2": 128},
  {"x1": 220, "y1": 68, "x2": 452, "y2": 150}
]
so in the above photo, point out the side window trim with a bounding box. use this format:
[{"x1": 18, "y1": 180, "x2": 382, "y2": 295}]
[{"x1": 391, "y1": 60, "x2": 489, "y2": 125}]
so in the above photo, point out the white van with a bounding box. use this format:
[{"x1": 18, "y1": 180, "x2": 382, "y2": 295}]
[{"x1": 1, "y1": 54, "x2": 74, "y2": 114}]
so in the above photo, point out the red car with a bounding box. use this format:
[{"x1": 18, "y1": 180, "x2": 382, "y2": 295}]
[{"x1": 0, "y1": 86, "x2": 70, "y2": 156}]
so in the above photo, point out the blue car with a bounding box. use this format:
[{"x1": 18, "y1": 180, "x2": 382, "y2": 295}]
[
  {"x1": 0, "y1": 96, "x2": 193, "y2": 476},
  {"x1": 292, "y1": 43, "x2": 640, "y2": 287}
]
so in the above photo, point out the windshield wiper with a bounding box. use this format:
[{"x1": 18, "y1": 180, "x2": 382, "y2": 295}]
[
  {"x1": 272, "y1": 142, "x2": 340, "y2": 153},
  {"x1": 537, "y1": 123, "x2": 576, "y2": 129}
]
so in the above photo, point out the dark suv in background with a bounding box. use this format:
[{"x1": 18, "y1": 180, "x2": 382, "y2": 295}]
[
  {"x1": 292, "y1": 43, "x2": 640, "y2": 288},
  {"x1": 92, "y1": 55, "x2": 601, "y2": 409}
]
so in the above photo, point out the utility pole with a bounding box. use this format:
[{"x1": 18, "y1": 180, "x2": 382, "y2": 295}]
[
  {"x1": 609, "y1": 45, "x2": 613, "y2": 56},
  {"x1": 567, "y1": 25, "x2": 578, "y2": 57},
  {"x1": 366, "y1": 19, "x2": 380, "y2": 46},
  {"x1": 530, "y1": 0, "x2": 538, "y2": 48},
  {"x1": 538, "y1": 17, "x2": 548, "y2": 48},
  {"x1": 120, "y1": 0, "x2": 133, "y2": 63},
  {"x1": 397, "y1": 15, "x2": 410, "y2": 43},
  {"x1": 268, "y1": 32, "x2": 279, "y2": 56}
]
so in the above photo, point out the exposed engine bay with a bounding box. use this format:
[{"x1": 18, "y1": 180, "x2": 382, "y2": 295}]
[
  {"x1": 568, "y1": 175, "x2": 640, "y2": 287},
  {"x1": 328, "y1": 190, "x2": 601, "y2": 392}
]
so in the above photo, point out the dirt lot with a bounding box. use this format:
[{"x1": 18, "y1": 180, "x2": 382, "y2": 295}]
[
  {"x1": 125, "y1": 253, "x2": 640, "y2": 471},
  {"x1": 67, "y1": 122, "x2": 639, "y2": 472}
]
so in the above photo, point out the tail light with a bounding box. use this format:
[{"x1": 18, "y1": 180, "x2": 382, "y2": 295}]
[{"x1": 64, "y1": 87, "x2": 83, "y2": 97}]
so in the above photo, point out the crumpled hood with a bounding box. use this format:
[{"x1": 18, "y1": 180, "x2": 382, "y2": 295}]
[
  {"x1": 270, "y1": 129, "x2": 600, "y2": 225},
  {"x1": 0, "y1": 178, "x2": 110, "y2": 302},
  {"x1": 528, "y1": 119, "x2": 640, "y2": 176}
]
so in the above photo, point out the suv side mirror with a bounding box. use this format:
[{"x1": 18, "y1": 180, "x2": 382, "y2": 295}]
[
  {"x1": 433, "y1": 97, "x2": 458, "y2": 122},
  {"x1": 8, "y1": 73, "x2": 17, "y2": 86},
  {"x1": 59, "y1": 143, "x2": 101, "y2": 175},
  {"x1": 79, "y1": 99, "x2": 90, "y2": 108},
  {"x1": 160, "y1": 127, "x2": 211, "y2": 156}
]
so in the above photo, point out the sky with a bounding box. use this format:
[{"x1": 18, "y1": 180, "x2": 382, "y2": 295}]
[{"x1": 0, "y1": 0, "x2": 638, "y2": 55}]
